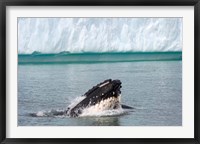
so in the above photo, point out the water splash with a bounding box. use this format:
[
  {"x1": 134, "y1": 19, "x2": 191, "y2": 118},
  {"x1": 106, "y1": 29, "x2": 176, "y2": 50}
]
[
  {"x1": 67, "y1": 96, "x2": 86, "y2": 109},
  {"x1": 80, "y1": 107, "x2": 128, "y2": 117},
  {"x1": 29, "y1": 95, "x2": 132, "y2": 118},
  {"x1": 29, "y1": 108, "x2": 130, "y2": 118},
  {"x1": 18, "y1": 18, "x2": 182, "y2": 54},
  {"x1": 29, "y1": 109, "x2": 67, "y2": 117}
]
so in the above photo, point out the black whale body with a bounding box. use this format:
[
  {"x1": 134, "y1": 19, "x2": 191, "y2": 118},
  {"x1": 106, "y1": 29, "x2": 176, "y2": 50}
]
[{"x1": 66, "y1": 79, "x2": 133, "y2": 117}]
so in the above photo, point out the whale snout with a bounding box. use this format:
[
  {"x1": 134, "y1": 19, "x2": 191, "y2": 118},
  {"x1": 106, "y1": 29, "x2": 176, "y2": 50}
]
[
  {"x1": 112, "y1": 79, "x2": 121, "y2": 86},
  {"x1": 113, "y1": 79, "x2": 121, "y2": 84},
  {"x1": 112, "y1": 79, "x2": 122, "y2": 93}
]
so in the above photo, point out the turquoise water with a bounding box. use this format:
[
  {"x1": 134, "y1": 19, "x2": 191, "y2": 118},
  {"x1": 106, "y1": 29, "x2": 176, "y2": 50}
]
[
  {"x1": 18, "y1": 52, "x2": 182, "y2": 64},
  {"x1": 18, "y1": 52, "x2": 182, "y2": 126}
]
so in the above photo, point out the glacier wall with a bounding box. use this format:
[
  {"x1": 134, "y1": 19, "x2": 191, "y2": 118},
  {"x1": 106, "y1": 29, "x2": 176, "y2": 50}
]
[{"x1": 18, "y1": 18, "x2": 182, "y2": 54}]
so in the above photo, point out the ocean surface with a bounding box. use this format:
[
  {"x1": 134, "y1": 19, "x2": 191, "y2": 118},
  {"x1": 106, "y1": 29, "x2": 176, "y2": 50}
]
[{"x1": 18, "y1": 52, "x2": 182, "y2": 126}]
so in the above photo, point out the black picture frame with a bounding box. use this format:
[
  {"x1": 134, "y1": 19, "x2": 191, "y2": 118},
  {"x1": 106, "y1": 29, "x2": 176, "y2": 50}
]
[{"x1": 0, "y1": 0, "x2": 199, "y2": 144}]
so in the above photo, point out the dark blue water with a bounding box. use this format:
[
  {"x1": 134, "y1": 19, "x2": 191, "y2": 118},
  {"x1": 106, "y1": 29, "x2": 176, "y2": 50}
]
[{"x1": 18, "y1": 53, "x2": 182, "y2": 126}]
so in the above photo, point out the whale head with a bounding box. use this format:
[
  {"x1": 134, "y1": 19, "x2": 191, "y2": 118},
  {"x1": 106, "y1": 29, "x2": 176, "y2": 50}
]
[
  {"x1": 66, "y1": 79, "x2": 122, "y2": 117},
  {"x1": 84, "y1": 79, "x2": 122, "y2": 100}
]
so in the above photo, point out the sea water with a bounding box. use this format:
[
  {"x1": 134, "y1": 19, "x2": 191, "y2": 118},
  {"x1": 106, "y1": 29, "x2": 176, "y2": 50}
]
[{"x1": 18, "y1": 52, "x2": 182, "y2": 126}]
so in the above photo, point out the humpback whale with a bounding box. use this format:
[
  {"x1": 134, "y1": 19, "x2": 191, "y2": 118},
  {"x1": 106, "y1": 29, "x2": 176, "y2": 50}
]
[{"x1": 66, "y1": 79, "x2": 133, "y2": 117}]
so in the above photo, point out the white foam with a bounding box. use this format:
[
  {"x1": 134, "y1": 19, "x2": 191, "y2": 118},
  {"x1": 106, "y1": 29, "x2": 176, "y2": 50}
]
[
  {"x1": 33, "y1": 109, "x2": 66, "y2": 117},
  {"x1": 36, "y1": 111, "x2": 46, "y2": 117},
  {"x1": 80, "y1": 96, "x2": 125, "y2": 117},
  {"x1": 80, "y1": 108, "x2": 126, "y2": 117},
  {"x1": 32, "y1": 95, "x2": 132, "y2": 118}
]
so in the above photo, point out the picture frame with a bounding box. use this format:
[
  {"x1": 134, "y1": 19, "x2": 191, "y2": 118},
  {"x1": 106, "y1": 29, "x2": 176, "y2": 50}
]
[{"x1": 0, "y1": 0, "x2": 199, "y2": 143}]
